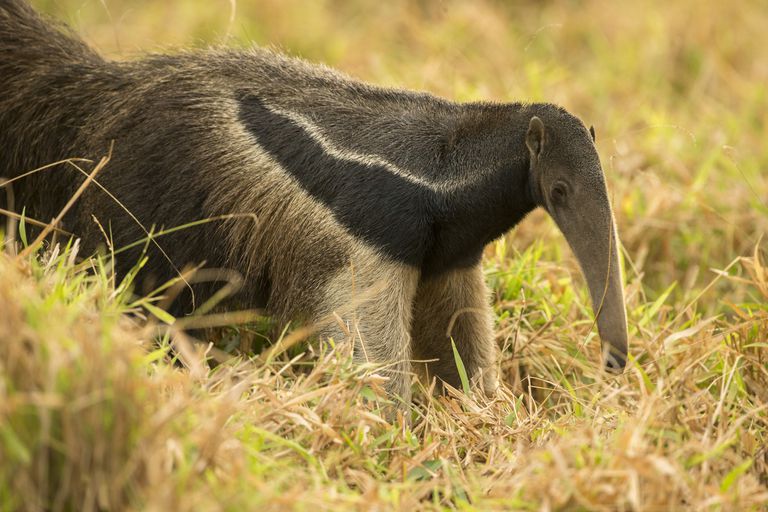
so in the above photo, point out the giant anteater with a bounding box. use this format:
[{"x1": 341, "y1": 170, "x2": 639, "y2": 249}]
[{"x1": 0, "y1": 0, "x2": 628, "y2": 403}]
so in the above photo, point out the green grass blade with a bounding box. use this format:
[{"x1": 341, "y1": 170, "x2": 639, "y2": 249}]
[{"x1": 451, "y1": 337, "x2": 471, "y2": 395}]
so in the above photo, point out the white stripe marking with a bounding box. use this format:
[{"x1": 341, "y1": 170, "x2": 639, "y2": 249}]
[{"x1": 264, "y1": 104, "x2": 487, "y2": 192}]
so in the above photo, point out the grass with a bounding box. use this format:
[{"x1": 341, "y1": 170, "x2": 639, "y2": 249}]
[{"x1": 1, "y1": 0, "x2": 767, "y2": 509}]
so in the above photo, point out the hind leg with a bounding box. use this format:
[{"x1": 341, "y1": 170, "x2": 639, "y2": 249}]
[{"x1": 411, "y1": 264, "x2": 499, "y2": 395}]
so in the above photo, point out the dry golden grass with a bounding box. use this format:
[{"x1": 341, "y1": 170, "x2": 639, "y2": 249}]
[
  {"x1": 1, "y1": 0, "x2": 767, "y2": 510},
  {"x1": 1, "y1": 241, "x2": 766, "y2": 511}
]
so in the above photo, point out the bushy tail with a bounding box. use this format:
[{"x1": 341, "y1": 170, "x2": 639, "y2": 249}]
[{"x1": 0, "y1": 0, "x2": 101, "y2": 72}]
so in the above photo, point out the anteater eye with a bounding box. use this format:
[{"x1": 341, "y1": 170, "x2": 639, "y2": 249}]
[{"x1": 551, "y1": 182, "x2": 568, "y2": 202}]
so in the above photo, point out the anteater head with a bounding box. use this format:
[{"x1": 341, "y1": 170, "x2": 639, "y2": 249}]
[{"x1": 525, "y1": 111, "x2": 628, "y2": 373}]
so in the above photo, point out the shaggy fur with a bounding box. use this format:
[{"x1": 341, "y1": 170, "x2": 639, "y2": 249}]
[{"x1": 0, "y1": 0, "x2": 627, "y2": 402}]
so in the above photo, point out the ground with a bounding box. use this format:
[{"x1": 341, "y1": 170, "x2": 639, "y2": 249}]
[{"x1": 1, "y1": 0, "x2": 767, "y2": 510}]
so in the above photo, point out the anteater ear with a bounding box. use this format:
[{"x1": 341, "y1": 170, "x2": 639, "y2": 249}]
[
  {"x1": 526, "y1": 116, "x2": 545, "y2": 160},
  {"x1": 589, "y1": 125, "x2": 596, "y2": 142}
]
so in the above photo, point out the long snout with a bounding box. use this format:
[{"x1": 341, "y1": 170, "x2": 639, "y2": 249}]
[
  {"x1": 558, "y1": 205, "x2": 629, "y2": 373},
  {"x1": 590, "y1": 228, "x2": 628, "y2": 373}
]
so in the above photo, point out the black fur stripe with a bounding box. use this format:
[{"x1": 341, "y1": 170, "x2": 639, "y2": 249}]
[{"x1": 237, "y1": 93, "x2": 433, "y2": 266}]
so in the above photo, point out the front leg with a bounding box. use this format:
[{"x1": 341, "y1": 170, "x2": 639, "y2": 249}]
[
  {"x1": 411, "y1": 264, "x2": 499, "y2": 395},
  {"x1": 318, "y1": 251, "x2": 420, "y2": 405}
]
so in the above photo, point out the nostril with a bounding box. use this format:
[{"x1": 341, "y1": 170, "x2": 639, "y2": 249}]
[{"x1": 604, "y1": 352, "x2": 627, "y2": 374}]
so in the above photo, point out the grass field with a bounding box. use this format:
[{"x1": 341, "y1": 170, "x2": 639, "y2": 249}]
[{"x1": 2, "y1": 0, "x2": 767, "y2": 510}]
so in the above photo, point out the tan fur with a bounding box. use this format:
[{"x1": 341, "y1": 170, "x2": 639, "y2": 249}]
[
  {"x1": 411, "y1": 264, "x2": 499, "y2": 395},
  {"x1": 209, "y1": 100, "x2": 354, "y2": 319},
  {"x1": 195, "y1": 106, "x2": 416, "y2": 398},
  {"x1": 320, "y1": 250, "x2": 420, "y2": 402}
]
